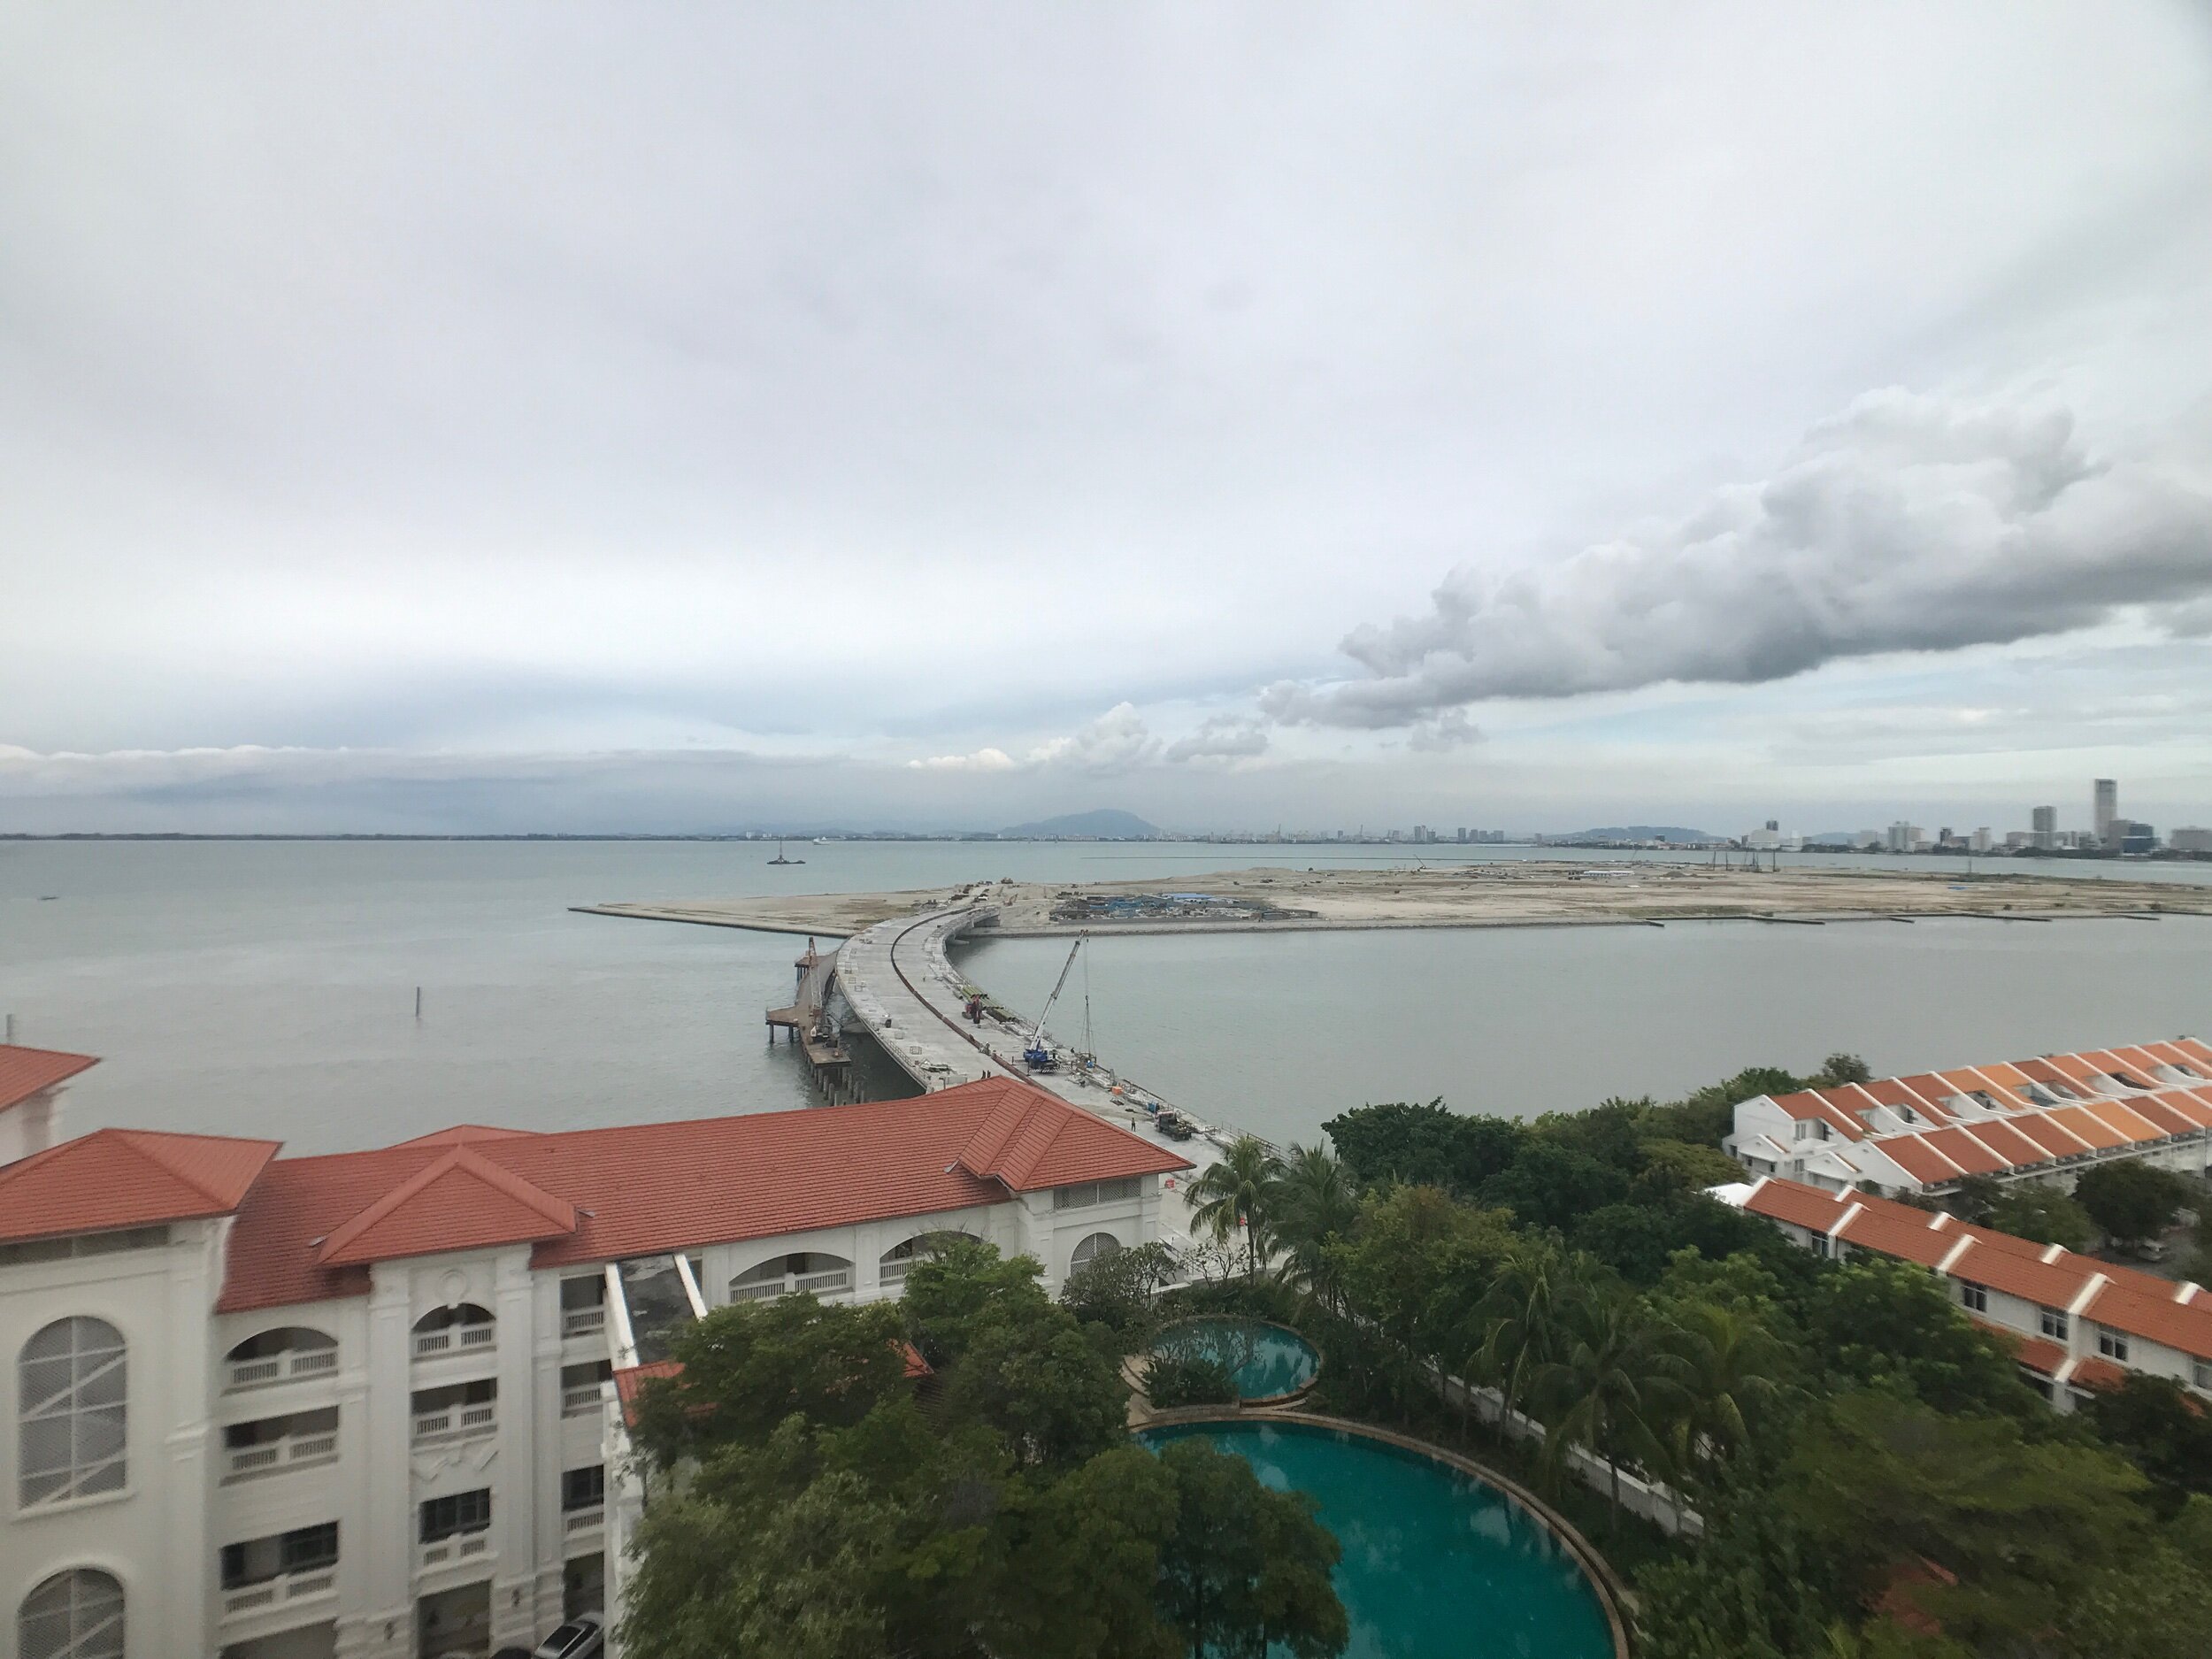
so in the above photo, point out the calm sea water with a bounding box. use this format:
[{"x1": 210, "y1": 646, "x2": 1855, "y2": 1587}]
[{"x1": 4, "y1": 840, "x2": 2208, "y2": 1154}]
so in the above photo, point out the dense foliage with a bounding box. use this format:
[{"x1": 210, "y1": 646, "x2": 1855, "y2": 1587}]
[
  {"x1": 622, "y1": 1240, "x2": 1347, "y2": 1659},
  {"x1": 1177, "y1": 1055, "x2": 2212, "y2": 1658}
]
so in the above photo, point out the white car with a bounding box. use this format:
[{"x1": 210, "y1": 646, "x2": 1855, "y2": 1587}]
[{"x1": 533, "y1": 1612, "x2": 605, "y2": 1659}]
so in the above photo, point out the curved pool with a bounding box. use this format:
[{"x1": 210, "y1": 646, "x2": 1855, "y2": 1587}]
[
  {"x1": 1151, "y1": 1316, "x2": 1320, "y2": 1402},
  {"x1": 1141, "y1": 1418, "x2": 1617, "y2": 1659}
]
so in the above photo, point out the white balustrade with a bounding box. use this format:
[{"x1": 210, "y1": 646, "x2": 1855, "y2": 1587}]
[
  {"x1": 418, "y1": 1532, "x2": 491, "y2": 1571},
  {"x1": 226, "y1": 1347, "x2": 337, "y2": 1392},
  {"x1": 223, "y1": 1433, "x2": 341, "y2": 1480},
  {"x1": 561, "y1": 1305, "x2": 607, "y2": 1337},
  {"x1": 413, "y1": 1407, "x2": 495, "y2": 1444},
  {"x1": 220, "y1": 1567, "x2": 338, "y2": 1618},
  {"x1": 562, "y1": 1385, "x2": 602, "y2": 1417},
  {"x1": 564, "y1": 1507, "x2": 604, "y2": 1534}
]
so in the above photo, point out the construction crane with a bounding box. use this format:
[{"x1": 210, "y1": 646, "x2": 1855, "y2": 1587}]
[{"x1": 1022, "y1": 935, "x2": 1085, "y2": 1071}]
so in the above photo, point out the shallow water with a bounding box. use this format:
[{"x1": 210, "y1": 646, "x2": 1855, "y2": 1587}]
[
  {"x1": 4, "y1": 839, "x2": 2207, "y2": 1153},
  {"x1": 1154, "y1": 1317, "x2": 1321, "y2": 1400},
  {"x1": 1141, "y1": 1418, "x2": 1615, "y2": 1659}
]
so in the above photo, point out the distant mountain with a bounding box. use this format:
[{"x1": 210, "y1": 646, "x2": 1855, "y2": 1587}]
[
  {"x1": 1552, "y1": 825, "x2": 1722, "y2": 844},
  {"x1": 999, "y1": 809, "x2": 1164, "y2": 840}
]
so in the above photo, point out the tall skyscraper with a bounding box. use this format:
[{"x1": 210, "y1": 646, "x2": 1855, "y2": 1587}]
[
  {"x1": 2094, "y1": 779, "x2": 2118, "y2": 843},
  {"x1": 2032, "y1": 805, "x2": 2056, "y2": 850}
]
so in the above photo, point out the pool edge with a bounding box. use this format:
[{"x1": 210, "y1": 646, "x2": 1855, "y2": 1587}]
[{"x1": 1138, "y1": 1408, "x2": 1634, "y2": 1659}]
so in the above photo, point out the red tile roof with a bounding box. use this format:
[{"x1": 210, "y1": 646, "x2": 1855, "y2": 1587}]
[
  {"x1": 2006, "y1": 1111, "x2": 2091, "y2": 1160},
  {"x1": 2046, "y1": 1104, "x2": 2125, "y2": 1151},
  {"x1": 2153, "y1": 1090, "x2": 2212, "y2": 1131},
  {"x1": 315, "y1": 1147, "x2": 578, "y2": 1266},
  {"x1": 1976, "y1": 1322, "x2": 2068, "y2": 1376},
  {"x1": 390, "y1": 1125, "x2": 545, "y2": 1148},
  {"x1": 0, "y1": 1044, "x2": 99, "y2": 1113},
  {"x1": 1767, "y1": 1091, "x2": 1867, "y2": 1140},
  {"x1": 2069, "y1": 1356, "x2": 2130, "y2": 1393},
  {"x1": 1872, "y1": 1133, "x2": 1965, "y2": 1187},
  {"x1": 2078, "y1": 1099, "x2": 2162, "y2": 1143},
  {"x1": 0, "y1": 1128, "x2": 279, "y2": 1243},
  {"x1": 1946, "y1": 1239, "x2": 2093, "y2": 1310},
  {"x1": 1957, "y1": 1118, "x2": 2048, "y2": 1169},
  {"x1": 1917, "y1": 1126, "x2": 2009, "y2": 1177},
  {"x1": 1739, "y1": 1177, "x2": 1854, "y2": 1233},
  {"x1": 2178, "y1": 1039, "x2": 2212, "y2": 1068},
  {"x1": 2122, "y1": 1094, "x2": 2198, "y2": 1138},
  {"x1": 219, "y1": 1080, "x2": 1191, "y2": 1313},
  {"x1": 1835, "y1": 1206, "x2": 1955, "y2": 1268},
  {"x1": 2085, "y1": 1282, "x2": 2212, "y2": 1363}
]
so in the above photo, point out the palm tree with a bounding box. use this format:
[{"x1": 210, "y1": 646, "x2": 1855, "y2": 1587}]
[
  {"x1": 1533, "y1": 1289, "x2": 1686, "y2": 1532},
  {"x1": 1475, "y1": 1240, "x2": 1566, "y2": 1427},
  {"x1": 1663, "y1": 1301, "x2": 1788, "y2": 1476},
  {"x1": 1268, "y1": 1143, "x2": 1359, "y2": 1309},
  {"x1": 1187, "y1": 1136, "x2": 1284, "y2": 1281}
]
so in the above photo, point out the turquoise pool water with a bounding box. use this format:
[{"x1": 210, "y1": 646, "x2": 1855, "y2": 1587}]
[
  {"x1": 1141, "y1": 1419, "x2": 1615, "y2": 1659},
  {"x1": 1152, "y1": 1317, "x2": 1320, "y2": 1401}
]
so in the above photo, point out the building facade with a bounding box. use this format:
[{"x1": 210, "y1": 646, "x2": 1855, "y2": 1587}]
[
  {"x1": 1724, "y1": 1037, "x2": 2212, "y2": 1196},
  {"x1": 0, "y1": 1054, "x2": 1191, "y2": 1659},
  {"x1": 1719, "y1": 1175, "x2": 2212, "y2": 1412}
]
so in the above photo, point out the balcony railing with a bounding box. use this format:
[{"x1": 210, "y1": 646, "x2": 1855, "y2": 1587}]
[
  {"x1": 412, "y1": 1406, "x2": 496, "y2": 1444},
  {"x1": 561, "y1": 1305, "x2": 607, "y2": 1338},
  {"x1": 562, "y1": 1384, "x2": 603, "y2": 1417},
  {"x1": 223, "y1": 1433, "x2": 340, "y2": 1481},
  {"x1": 226, "y1": 1348, "x2": 338, "y2": 1392},
  {"x1": 563, "y1": 1506, "x2": 604, "y2": 1535},
  {"x1": 220, "y1": 1566, "x2": 338, "y2": 1618},
  {"x1": 796, "y1": 1269, "x2": 853, "y2": 1294},
  {"x1": 413, "y1": 1325, "x2": 495, "y2": 1359},
  {"x1": 418, "y1": 1532, "x2": 492, "y2": 1571}
]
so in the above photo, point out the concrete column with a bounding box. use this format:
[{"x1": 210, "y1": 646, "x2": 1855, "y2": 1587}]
[
  {"x1": 165, "y1": 1225, "x2": 216, "y2": 1659},
  {"x1": 489, "y1": 1248, "x2": 541, "y2": 1650},
  {"x1": 342, "y1": 1265, "x2": 418, "y2": 1659}
]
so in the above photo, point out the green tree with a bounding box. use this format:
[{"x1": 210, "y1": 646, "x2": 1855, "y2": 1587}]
[
  {"x1": 1322, "y1": 1098, "x2": 1524, "y2": 1194},
  {"x1": 1805, "y1": 1258, "x2": 2035, "y2": 1417},
  {"x1": 2074, "y1": 1159, "x2": 2189, "y2": 1247},
  {"x1": 1533, "y1": 1287, "x2": 1686, "y2": 1529},
  {"x1": 1153, "y1": 1437, "x2": 1348, "y2": 1659},
  {"x1": 1333, "y1": 1184, "x2": 1509, "y2": 1418},
  {"x1": 1816, "y1": 1053, "x2": 1873, "y2": 1086},
  {"x1": 2085, "y1": 1372, "x2": 2212, "y2": 1511},
  {"x1": 1060, "y1": 1239, "x2": 1180, "y2": 1347},
  {"x1": 1188, "y1": 1135, "x2": 1284, "y2": 1280},
  {"x1": 628, "y1": 1294, "x2": 910, "y2": 1466},
  {"x1": 982, "y1": 1447, "x2": 1180, "y2": 1659},
  {"x1": 1269, "y1": 1142, "x2": 1361, "y2": 1309},
  {"x1": 1635, "y1": 1480, "x2": 1845, "y2": 1659},
  {"x1": 1983, "y1": 1179, "x2": 2096, "y2": 1252},
  {"x1": 1475, "y1": 1237, "x2": 1568, "y2": 1425},
  {"x1": 902, "y1": 1235, "x2": 1053, "y2": 1366},
  {"x1": 1664, "y1": 1298, "x2": 1792, "y2": 1475}
]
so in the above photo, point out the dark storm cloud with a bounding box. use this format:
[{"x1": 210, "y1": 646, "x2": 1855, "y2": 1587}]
[{"x1": 1263, "y1": 390, "x2": 2212, "y2": 729}]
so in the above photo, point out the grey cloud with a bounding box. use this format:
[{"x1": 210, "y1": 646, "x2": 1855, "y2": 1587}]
[
  {"x1": 1164, "y1": 717, "x2": 1269, "y2": 764},
  {"x1": 1264, "y1": 390, "x2": 2212, "y2": 730}
]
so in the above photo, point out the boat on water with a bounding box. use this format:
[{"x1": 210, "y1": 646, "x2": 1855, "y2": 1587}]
[{"x1": 768, "y1": 839, "x2": 805, "y2": 866}]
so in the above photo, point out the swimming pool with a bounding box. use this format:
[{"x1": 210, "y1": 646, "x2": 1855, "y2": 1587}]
[
  {"x1": 1140, "y1": 1417, "x2": 1619, "y2": 1659},
  {"x1": 1149, "y1": 1316, "x2": 1321, "y2": 1402}
]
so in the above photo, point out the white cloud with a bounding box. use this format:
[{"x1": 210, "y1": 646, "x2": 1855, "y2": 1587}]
[
  {"x1": 906, "y1": 747, "x2": 1018, "y2": 772},
  {"x1": 1164, "y1": 715, "x2": 1270, "y2": 764},
  {"x1": 1265, "y1": 389, "x2": 2212, "y2": 731}
]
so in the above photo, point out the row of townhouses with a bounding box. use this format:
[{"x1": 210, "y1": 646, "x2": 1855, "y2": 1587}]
[
  {"x1": 0, "y1": 1045, "x2": 1192, "y2": 1659},
  {"x1": 1718, "y1": 1174, "x2": 2212, "y2": 1410},
  {"x1": 1724, "y1": 1037, "x2": 2212, "y2": 1194}
]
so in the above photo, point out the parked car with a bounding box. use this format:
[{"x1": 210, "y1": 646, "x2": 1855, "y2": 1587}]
[{"x1": 533, "y1": 1613, "x2": 605, "y2": 1659}]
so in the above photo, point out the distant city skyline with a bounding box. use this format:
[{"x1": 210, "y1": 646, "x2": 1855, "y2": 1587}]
[{"x1": 4, "y1": 8, "x2": 2210, "y2": 834}]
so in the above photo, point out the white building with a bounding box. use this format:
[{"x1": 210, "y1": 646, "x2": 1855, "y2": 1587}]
[
  {"x1": 1724, "y1": 1037, "x2": 2212, "y2": 1196},
  {"x1": 0, "y1": 1049, "x2": 1191, "y2": 1659},
  {"x1": 1718, "y1": 1175, "x2": 2212, "y2": 1412}
]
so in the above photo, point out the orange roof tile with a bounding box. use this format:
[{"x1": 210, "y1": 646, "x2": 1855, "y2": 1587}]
[
  {"x1": 219, "y1": 1080, "x2": 1192, "y2": 1313},
  {"x1": 2077, "y1": 1099, "x2": 2164, "y2": 1144},
  {"x1": 1972, "y1": 1060, "x2": 2038, "y2": 1092},
  {"x1": 2080, "y1": 1049, "x2": 2159, "y2": 1089},
  {"x1": 0, "y1": 1044, "x2": 99, "y2": 1113},
  {"x1": 2045, "y1": 1104, "x2": 2125, "y2": 1151},
  {"x1": 1946, "y1": 1239, "x2": 2096, "y2": 1309},
  {"x1": 1898, "y1": 1074, "x2": 1962, "y2": 1110},
  {"x1": 1740, "y1": 1177, "x2": 1855, "y2": 1234},
  {"x1": 2012, "y1": 1058, "x2": 2083, "y2": 1097},
  {"x1": 1975, "y1": 1321, "x2": 2069, "y2": 1376},
  {"x1": 315, "y1": 1147, "x2": 578, "y2": 1266},
  {"x1": 2069, "y1": 1356, "x2": 2130, "y2": 1393},
  {"x1": 1957, "y1": 1118, "x2": 2047, "y2": 1170},
  {"x1": 0, "y1": 1128, "x2": 279, "y2": 1243},
  {"x1": 2177, "y1": 1039, "x2": 2212, "y2": 1068},
  {"x1": 2124, "y1": 1095, "x2": 2199, "y2": 1138},
  {"x1": 1874, "y1": 1133, "x2": 1966, "y2": 1186},
  {"x1": 1857, "y1": 1077, "x2": 1950, "y2": 1124},
  {"x1": 1947, "y1": 1068, "x2": 2029, "y2": 1109},
  {"x1": 2006, "y1": 1111, "x2": 2092, "y2": 1159},
  {"x1": 2085, "y1": 1282, "x2": 2212, "y2": 1363},
  {"x1": 2047, "y1": 1054, "x2": 2108, "y2": 1088},
  {"x1": 391, "y1": 1125, "x2": 546, "y2": 1148},
  {"x1": 2140, "y1": 1041, "x2": 2211, "y2": 1080},
  {"x1": 1917, "y1": 1126, "x2": 2009, "y2": 1177},
  {"x1": 1836, "y1": 1206, "x2": 1955, "y2": 1268},
  {"x1": 2158, "y1": 1090, "x2": 2212, "y2": 1130}
]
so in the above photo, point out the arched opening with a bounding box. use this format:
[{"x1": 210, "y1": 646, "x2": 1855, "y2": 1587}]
[
  {"x1": 1070, "y1": 1232, "x2": 1122, "y2": 1273},
  {"x1": 411, "y1": 1303, "x2": 494, "y2": 1359},
  {"x1": 879, "y1": 1230, "x2": 975, "y2": 1287},
  {"x1": 19, "y1": 1318, "x2": 126, "y2": 1509},
  {"x1": 730, "y1": 1252, "x2": 855, "y2": 1302},
  {"x1": 19, "y1": 1568, "x2": 124, "y2": 1659},
  {"x1": 224, "y1": 1326, "x2": 338, "y2": 1390}
]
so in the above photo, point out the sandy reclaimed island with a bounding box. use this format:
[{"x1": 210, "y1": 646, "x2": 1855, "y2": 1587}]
[{"x1": 572, "y1": 862, "x2": 2205, "y2": 939}]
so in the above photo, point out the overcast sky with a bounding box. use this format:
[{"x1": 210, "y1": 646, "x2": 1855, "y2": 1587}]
[{"x1": 5, "y1": 4, "x2": 2210, "y2": 834}]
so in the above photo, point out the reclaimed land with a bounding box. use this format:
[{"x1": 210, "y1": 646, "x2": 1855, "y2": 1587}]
[{"x1": 572, "y1": 862, "x2": 2206, "y2": 939}]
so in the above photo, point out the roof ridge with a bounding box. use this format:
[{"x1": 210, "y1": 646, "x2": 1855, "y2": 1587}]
[
  {"x1": 314, "y1": 1145, "x2": 576, "y2": 1265},
  {"x1": 108, "y1": 1128, "x2": 247, "y2": 1209}
]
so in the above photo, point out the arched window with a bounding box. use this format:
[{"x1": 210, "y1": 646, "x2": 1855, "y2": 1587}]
[
  {"x1": 19, "y1": 1569, "x2": 124, "y2": 1659},
  {"x1": 730, "y1": 1253, "x2": 855, "y2": 1302},
  {"x1": 411, "y1": 1303, "x2": 495, "y2": 1358},
  {"x1": 223, "y1": 1326, "x2": 338, "y2": 1390},
  {"x1": 19, "y1": 1318, "x2": 127, "y2": 1508},
  {"x1": 1071, "y1": 1232, "x2": 1122, "y2": 1272},
  {"x1": 879, "y1": 1230, "x2": 974, "y2": 1286}
]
